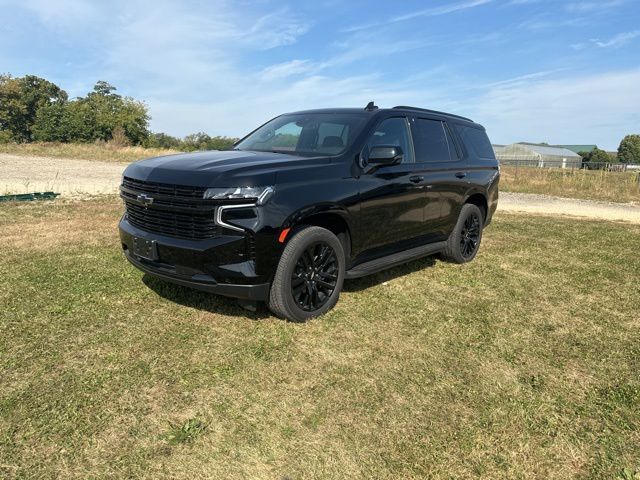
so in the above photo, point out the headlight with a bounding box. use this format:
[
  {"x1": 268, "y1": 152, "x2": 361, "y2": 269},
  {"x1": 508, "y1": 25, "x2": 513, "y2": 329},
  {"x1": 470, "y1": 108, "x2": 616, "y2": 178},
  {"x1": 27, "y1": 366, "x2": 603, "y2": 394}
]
[{"x1": 203, "y1": 186, "x2": 275, "y2": 205}]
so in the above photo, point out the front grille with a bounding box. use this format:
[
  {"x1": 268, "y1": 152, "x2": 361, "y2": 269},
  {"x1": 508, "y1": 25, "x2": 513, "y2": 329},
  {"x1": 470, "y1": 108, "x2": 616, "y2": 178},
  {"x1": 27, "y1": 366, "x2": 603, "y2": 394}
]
[
  {"x1": 122, "y1": 176, "x2": 207, "y2": 199},
  {"x1": 125, "y1": 201, "x2": 220, "y2": 240},
  {"x1": 121, "y1": 177, "x2": 220, "y2": 240}
]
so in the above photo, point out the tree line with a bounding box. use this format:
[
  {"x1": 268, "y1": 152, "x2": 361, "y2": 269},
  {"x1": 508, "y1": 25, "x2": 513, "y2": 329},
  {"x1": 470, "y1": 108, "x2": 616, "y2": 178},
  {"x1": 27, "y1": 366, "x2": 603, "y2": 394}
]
[
  {"x1": 0, "y1": 74, "x2": 237, "y2": 151},
  {"x1": 578, "y1": 139, "x2": 640, "y2": 166},
  {"x1": 2, "y1": 74, "x2": 639, "y2": 162}
]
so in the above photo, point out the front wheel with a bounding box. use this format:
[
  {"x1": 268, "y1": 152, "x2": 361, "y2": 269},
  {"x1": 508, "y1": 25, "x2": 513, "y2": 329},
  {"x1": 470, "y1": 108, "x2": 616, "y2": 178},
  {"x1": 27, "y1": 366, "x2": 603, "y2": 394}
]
[
  {"x1": 441, "y1": 204, "x2": 484, "y2": 264},
  {"x1": 269, "y1": 226, "x2": 345, "y2": 322}
]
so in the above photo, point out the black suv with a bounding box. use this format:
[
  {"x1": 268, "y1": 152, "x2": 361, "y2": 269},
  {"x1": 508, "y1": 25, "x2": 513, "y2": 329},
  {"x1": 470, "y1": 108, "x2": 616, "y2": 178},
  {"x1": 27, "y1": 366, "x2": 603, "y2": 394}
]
[{"x1": 119, "y1": 104, "x2": 499, "y2": 321}]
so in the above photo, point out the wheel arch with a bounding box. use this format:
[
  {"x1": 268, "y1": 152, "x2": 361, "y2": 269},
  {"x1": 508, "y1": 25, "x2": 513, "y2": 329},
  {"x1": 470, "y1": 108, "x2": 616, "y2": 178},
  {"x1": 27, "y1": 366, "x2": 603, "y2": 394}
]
[
  {"x1": 463, "y1": 191, "x2": 489, "y2": 221},
  {"x1": 283, "y1": 205, "x2": 353, "y2": 262}
]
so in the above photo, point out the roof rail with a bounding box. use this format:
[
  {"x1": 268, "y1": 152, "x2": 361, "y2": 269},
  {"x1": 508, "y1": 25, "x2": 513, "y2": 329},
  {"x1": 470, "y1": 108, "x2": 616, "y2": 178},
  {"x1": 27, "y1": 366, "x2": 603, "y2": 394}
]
[{"x1": 392, "y1": 106, "x2": 473, "y2": 122}]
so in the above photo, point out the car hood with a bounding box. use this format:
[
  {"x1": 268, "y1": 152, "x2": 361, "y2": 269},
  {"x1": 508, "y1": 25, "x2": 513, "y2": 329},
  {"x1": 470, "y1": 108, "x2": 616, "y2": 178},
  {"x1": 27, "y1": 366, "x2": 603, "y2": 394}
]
[{"x1": 123, "y1": 150, "x2": 331, "y2": 187}]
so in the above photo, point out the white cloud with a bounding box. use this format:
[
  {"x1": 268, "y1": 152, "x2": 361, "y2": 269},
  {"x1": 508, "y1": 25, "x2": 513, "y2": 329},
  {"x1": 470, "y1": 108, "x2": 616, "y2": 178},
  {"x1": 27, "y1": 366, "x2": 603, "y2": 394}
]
[
  {"x1": 566, "y1": 0, "x2": 626, "y2": 12},
  {"x1": 470, "y1": 69, "x2": 640, "y2": 150},
  {"x1": 241, "y1": 10, "x2": 309, "y2": 49},
  {"x1": 0, "y1": 0, "x2": 99, "y2": 27},
  {"x1": 392, "y1": 0, "x2": 494, "y2": 22},
  {"x1": 593, "y1": 30, "x2": 640, "y2": 48},
  {"x1": 345, "y1": 0, "x2": 494, "y2": 32},
  {"x1": 483, "y1": 70, "x2": 561, "y2": 88},
  {"x1": 259, "y1": 60, "x2": 314, "y2": 80}
]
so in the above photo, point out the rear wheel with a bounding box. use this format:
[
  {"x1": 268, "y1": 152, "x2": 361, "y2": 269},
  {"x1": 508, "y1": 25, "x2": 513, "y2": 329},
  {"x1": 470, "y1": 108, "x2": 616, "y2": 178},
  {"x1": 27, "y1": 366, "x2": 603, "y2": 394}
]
[
  {"x1": 269, "y1": 226, "x2": 345, "y2": 322},
  {"x1": 442, "y1": 203, "x2": 484, "y2": 263}
]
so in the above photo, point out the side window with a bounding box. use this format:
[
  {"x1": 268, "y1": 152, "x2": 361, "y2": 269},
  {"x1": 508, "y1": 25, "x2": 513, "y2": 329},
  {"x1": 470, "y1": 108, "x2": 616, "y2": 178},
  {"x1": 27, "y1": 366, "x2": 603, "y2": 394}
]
[
  {"x1": 366, "y1": 117, "x2": 414, "y2": 163},
  {"x1": 454, "y1": 124, "x2": 495, "y2": 159},
  {"x1": 413, "y1": 118, "x2": 458, "y2": 162}
]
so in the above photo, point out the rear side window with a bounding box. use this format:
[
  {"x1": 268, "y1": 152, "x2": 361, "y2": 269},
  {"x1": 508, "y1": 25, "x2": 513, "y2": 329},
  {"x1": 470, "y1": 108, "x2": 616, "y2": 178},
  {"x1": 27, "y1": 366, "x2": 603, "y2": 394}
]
[
  {"x1": 412, "y1": 118, "x2": 459, "y2": 162},
  {"x1": 455, "y1": 125, "x2": 495, "y2": 159}
]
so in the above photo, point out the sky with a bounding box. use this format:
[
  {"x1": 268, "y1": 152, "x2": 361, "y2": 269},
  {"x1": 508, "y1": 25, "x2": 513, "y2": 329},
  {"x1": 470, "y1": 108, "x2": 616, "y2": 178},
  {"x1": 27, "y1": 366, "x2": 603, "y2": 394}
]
[{"x1": 1, "y1": 0, "x2": 639, "y2": 150}]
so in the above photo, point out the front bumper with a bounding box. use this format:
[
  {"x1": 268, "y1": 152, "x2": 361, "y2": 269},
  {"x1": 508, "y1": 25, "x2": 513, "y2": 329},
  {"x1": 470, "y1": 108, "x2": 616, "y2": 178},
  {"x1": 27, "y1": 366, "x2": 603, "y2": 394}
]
[{"x1": 119, "y1": 217, "x2": 271, "y2": 301}]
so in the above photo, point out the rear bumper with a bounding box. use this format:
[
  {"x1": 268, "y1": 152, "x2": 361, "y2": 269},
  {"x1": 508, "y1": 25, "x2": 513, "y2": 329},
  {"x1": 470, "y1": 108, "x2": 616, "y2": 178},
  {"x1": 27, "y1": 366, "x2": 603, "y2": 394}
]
[{"x1": 119, "y1": 216, "x2": 271, "y2": 301}]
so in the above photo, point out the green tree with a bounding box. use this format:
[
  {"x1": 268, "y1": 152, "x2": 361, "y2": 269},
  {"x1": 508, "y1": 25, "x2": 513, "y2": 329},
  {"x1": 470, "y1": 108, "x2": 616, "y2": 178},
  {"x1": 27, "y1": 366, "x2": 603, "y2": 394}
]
[
  {"x1": 579, "y1": 148, "x2": 616, "y2": 169},
  {"x1": 81, "y1": 81, "x2": 150, "y2": 144},
  {"x1": 32, "y1": 80, "x2": 151, "y2": 145},
  {"x1": 32, "y1": 102, "x2": 70, "y2": 142},
  {"x1": 146, "y1": 132, "x2": 183, "y2": 149},
  {"x1": 617, "y1": 135, "x2": 640, "y2": 164},
  {"x1": 0, "y1": 74, "x2": 67, "y2": 142}
]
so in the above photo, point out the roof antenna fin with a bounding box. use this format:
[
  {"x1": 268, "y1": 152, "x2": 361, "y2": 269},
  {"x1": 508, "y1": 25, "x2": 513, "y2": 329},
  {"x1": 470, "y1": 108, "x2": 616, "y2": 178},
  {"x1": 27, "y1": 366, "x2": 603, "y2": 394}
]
[{"x1": 364, "y1": 101, "x2": 378, "y2": 111}]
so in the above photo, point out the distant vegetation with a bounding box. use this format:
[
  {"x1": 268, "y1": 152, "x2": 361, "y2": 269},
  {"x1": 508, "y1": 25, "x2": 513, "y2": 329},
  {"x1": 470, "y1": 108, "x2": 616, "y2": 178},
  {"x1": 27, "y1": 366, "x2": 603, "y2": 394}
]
[
  {"x1": 618, "y1": 134, "x2": 640, "y2": 164},
  {"x1": 500, "y1": 165, "x2": 640, "y2": 203},
  {"x1": 578, "y1": 147, "x2": 613, "y2": 163},
  {"x1": 0, "y1": 74, "x2": 237, "y2": 151}
]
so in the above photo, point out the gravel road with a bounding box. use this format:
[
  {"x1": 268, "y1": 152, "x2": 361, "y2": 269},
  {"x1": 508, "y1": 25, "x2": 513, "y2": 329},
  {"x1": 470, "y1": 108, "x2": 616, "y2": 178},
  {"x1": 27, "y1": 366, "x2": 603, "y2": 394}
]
[
  {"x1": 498, "y1": 192, "x2": 640, "y2": 223},
  {"x1": 2, "y1": 153, "x2": 639, "y2": 223},
  {"x1": 1, "y1": 153, "x2": 125, "y2": 196}
]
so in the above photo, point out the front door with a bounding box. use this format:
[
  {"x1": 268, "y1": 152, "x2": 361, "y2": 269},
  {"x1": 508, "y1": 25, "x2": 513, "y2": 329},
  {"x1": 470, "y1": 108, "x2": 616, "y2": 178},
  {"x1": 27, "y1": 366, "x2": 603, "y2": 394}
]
[{"x1": 356, "y1": 116, "x2": 429, "y2": 253}]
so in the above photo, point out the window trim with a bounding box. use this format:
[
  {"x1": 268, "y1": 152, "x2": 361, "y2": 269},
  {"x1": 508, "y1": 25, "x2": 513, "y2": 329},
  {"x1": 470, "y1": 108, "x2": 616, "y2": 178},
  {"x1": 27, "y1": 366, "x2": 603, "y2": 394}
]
[{"x1": 443, "y1": 121, "x2": 463, "y2": 161}]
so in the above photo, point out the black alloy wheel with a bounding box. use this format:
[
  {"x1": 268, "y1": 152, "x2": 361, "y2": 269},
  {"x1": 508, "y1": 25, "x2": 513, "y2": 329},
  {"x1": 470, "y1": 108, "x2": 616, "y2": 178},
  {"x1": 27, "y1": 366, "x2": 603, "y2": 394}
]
[
  {"x1": 291, "y1": 241, "x2": 338, "y2": 311},
  {"x1": 460, "y1": 212, "x2": 481, "y2": 259},
  {"x1": 268, "y1": 226, "x2": 345, "y2": 322},
  {"x1": 441, "y1": 203, "x2": 484, "y2": 264}
]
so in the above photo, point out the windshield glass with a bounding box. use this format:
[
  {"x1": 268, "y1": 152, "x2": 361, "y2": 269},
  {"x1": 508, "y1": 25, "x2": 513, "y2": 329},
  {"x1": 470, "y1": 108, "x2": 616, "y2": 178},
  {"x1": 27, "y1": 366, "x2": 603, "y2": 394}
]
[{"x1": 235, "y1": 113, "x2": 368, "y2": 156}]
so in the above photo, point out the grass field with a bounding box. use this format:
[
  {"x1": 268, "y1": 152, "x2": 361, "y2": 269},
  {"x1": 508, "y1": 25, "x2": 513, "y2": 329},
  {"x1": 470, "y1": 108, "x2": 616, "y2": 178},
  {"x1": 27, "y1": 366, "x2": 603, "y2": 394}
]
[
  {"x1": 0, "y1": 142, "x2": 178, "y2": 163},
  {"x1": 500, "y1": 165, "x2": 640, "y2": 204},
  {"x1": 1, "y1": 198, "x2": 639, "y2": 479}
]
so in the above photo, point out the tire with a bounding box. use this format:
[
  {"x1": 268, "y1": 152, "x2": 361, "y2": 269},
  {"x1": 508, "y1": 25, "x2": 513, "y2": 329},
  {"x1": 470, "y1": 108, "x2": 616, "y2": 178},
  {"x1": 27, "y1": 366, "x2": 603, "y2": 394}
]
[
  {"x1": 441, "y1": 204, "x2": 484, "y2": 264},
  {"x1": 269, "y1": 226, "x2": 345, "y2": 322}
]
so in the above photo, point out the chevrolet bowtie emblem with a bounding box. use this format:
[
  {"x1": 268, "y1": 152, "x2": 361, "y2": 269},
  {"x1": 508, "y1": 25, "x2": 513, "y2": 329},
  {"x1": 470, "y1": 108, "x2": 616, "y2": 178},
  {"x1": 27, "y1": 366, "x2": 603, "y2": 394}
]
[{"x1": 136, "y1": 193, "x2": 154, "y2": 207}]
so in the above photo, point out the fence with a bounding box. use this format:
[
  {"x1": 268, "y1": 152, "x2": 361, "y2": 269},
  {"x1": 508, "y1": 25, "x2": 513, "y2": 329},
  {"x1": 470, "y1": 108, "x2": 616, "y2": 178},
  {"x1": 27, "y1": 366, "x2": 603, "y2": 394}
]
[
  {"x1": 498, "y1": 159, "x2": 640, "y2": 202},
  {"x1": 498, "y1": 157, "x2": 640, "y2": 172}
]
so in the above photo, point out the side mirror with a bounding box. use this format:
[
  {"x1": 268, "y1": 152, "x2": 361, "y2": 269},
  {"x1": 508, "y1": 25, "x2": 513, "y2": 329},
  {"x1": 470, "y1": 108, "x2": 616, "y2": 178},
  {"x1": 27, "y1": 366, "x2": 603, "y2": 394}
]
[{"x1": 368, "y1": 145, "x2": 403, "y2": 165}]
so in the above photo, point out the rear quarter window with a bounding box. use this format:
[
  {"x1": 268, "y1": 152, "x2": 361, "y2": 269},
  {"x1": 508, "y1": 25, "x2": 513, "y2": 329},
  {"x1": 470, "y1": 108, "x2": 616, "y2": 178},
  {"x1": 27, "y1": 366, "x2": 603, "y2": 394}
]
[{"x1": 455, "y1": 125, "x2": 495, "y2": 160}]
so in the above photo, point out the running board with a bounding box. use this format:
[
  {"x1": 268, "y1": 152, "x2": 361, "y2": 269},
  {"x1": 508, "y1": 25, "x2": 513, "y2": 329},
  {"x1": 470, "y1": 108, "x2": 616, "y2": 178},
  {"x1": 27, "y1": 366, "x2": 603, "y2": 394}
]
[{"x1": 345, "y1": 241, "x2": 447, "y2": 279}]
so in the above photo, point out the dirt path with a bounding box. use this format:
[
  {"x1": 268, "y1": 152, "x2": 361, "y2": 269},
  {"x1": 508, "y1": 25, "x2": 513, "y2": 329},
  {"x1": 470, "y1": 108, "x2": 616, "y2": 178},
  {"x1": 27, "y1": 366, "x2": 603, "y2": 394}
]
[
  {"x1": 2, "y1": 153, "x2": 639, "y2": 223},
  {"x1": 499, "y1": 192, "x2": 640, "y2": 224},
  {"x1": 0, "y1": 153, "x2": 125, "y2": 196}
]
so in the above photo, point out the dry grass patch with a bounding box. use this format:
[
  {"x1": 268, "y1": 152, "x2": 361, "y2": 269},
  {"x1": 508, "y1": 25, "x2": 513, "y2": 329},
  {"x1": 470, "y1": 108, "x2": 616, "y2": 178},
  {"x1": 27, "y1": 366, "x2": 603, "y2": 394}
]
[
  {"x1": 1, "y1": 198, "x2": 639, "y2": 479},
  {"x1": 501, "y1": 165, "x2": 640, "y2": 203},
  {"x1": 0, "y1": 197, "x2": 122, "y2": 251},
  {"x1": 0, "y1": 142, "x2": 178, "y2": 163}
]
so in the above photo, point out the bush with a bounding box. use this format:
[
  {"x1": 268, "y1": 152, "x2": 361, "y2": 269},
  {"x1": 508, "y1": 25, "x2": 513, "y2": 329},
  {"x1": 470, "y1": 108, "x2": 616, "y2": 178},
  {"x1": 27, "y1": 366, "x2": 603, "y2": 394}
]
[
  {"x1": 108, "y1": 126, "x2": 131, "y2": 148},
  {"x1": 0, "y1": 130, "x2": 13, "y2": 144}
]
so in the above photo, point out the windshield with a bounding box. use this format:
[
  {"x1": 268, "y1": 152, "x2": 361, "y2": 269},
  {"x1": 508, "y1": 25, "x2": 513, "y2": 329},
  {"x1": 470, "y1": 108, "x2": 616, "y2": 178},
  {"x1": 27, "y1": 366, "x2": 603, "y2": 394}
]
[{"x1": 235, "y1": 113, "x2": 368, "y2": 156}]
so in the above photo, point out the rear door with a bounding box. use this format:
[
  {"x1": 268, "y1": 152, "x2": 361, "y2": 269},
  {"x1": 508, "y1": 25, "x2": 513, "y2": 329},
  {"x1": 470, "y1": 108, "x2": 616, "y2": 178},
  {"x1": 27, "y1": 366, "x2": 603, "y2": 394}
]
[{"x1": 409, "y1": 116, "x2": 468, "y2": 239}]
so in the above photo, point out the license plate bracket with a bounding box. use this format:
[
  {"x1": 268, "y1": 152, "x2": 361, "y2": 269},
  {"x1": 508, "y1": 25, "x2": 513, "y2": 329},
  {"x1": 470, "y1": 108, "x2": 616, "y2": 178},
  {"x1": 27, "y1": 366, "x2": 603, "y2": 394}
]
[{"x1": 132, "y1": 237, "x2": 158, "y2": 261}]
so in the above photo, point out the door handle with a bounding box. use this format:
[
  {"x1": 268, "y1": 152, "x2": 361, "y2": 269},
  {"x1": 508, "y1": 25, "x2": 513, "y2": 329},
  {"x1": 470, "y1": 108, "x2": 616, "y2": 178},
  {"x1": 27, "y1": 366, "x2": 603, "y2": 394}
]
[
  {"x1": 455, "y1": 172, "x2": 467, "y2": 179},
  {"x1": 409, "y1": 175, "x2": 424, "y2": 184}
]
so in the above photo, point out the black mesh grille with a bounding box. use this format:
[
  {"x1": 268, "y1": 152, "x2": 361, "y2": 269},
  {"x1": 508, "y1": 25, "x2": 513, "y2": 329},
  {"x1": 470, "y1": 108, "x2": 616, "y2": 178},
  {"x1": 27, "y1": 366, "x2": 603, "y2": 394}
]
[
  {"x1": 122, "y1": 178, "x2": 220, "y2": 240},
  {"x1": 122, "y1": 176, "x2": 207, "y2": 199}
]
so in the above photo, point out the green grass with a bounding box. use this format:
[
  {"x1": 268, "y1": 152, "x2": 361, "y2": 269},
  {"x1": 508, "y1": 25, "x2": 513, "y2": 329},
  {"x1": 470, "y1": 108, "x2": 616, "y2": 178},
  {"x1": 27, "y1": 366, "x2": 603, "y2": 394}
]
[
  {"x1": 1, "y1": 199, "x2": 639, "y2": 479},
  {"x1": 501, "y1": 165, "x2": 640, "y2": 203}
]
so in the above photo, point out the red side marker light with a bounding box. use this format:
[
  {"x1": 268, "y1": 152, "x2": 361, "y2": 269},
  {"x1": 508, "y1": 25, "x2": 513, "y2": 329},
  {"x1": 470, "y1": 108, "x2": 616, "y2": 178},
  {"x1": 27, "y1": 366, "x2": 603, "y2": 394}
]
[{"x1": 278, "y1": 227, "x2": 291, "y2": 243}]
